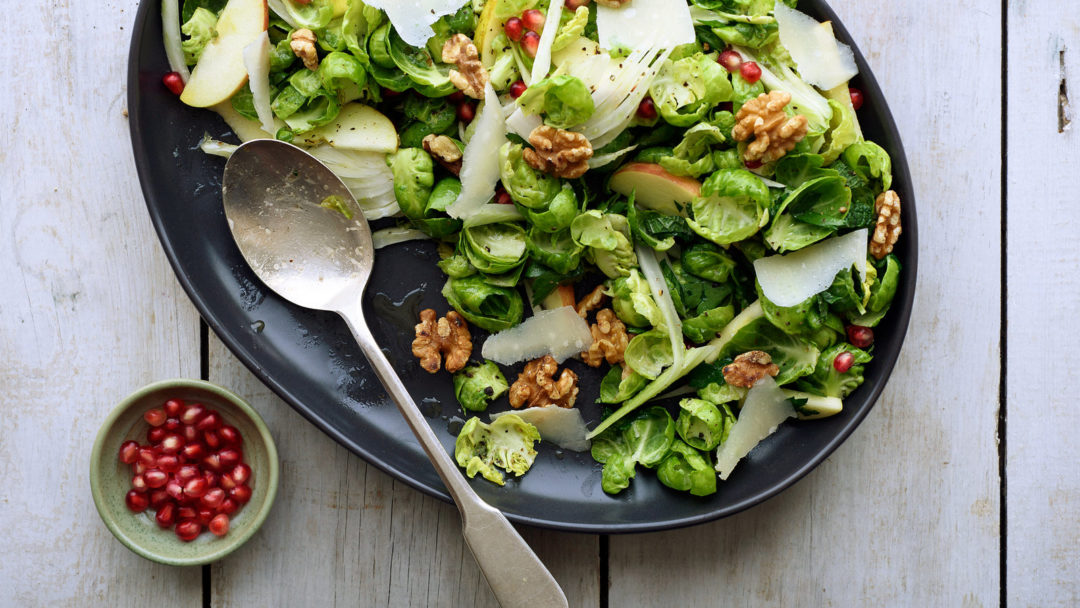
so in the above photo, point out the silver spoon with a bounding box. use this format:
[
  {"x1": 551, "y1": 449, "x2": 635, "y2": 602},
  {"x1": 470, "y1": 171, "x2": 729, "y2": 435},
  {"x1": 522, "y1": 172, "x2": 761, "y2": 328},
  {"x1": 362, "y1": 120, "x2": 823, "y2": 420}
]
[{"x1": 222, "y1": 139, "x2": 568, "y2": 608}]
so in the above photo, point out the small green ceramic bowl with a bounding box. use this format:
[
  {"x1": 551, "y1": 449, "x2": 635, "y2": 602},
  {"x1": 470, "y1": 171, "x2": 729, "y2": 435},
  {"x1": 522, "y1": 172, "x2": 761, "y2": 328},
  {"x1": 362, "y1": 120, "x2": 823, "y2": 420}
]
[{"x1": 90, "y1": 379, "x2": 279, "y2": 566}]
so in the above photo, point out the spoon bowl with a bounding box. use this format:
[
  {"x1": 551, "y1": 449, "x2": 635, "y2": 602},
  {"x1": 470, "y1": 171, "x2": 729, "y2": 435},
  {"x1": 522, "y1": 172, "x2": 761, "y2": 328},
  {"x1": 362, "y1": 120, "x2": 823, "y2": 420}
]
[{"x1": 221, "y1": 139, "x2": 567, "y2": 608}]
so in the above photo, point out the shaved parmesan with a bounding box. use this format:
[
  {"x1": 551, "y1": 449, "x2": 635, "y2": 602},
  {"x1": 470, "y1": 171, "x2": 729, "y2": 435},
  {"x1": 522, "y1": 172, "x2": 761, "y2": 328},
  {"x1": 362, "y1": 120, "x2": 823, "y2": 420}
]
[
  {"x1": 449, "y1": 84, "x2": 507, "y2": 219},
  {"x1": 242, "y1": 32, "x2": 276, "y2": 136},
  {"x1": 492, "y1": 407, "x2": 591, "y2": 452},
  {"x1": 481, "y1": 306, "x2": 592, "y2": 365},
  {"x1": 596, "y1": 0, "x2": 694, "y2": 50},
  {"x1": 266, "y1": 0, "x2": 300, "y2": 28},
  {"x1": 530, "y1": 0, "x2": 564, "y2": 82},
  {"x1": 504, "y1": 106, "x2": 542, "y2": 140},
  {"x1": 551, "y1": 36, "x2": 601, "y2": 67},
  {"x1": 753, "y1": 229, "x2": 867, "y2": 307},
  {"x1": 715, "y1": 376, "x2": 795, "y2": 480},
  {"x1": 364, "y1": 0, "x2": 464, "y2": 48},
  {"x1": 773, "y1": 3, "x2": 858, "y2": 90}
]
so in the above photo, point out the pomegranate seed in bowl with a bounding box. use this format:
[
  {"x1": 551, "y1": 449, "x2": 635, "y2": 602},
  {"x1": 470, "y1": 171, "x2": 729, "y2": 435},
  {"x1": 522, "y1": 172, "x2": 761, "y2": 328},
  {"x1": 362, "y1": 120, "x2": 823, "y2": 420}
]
[
  {"x1": 119, "y1": 441, "x2": 139, "y2": 465},
  {"x1": 218, "y1": 425, "x2": 242, "y2": 445},
  {"x1": 175, "y1": 520, "x2": 201, "y2": 542},
  {"x1": 125, "y1": 490, "x2": 150, "y2": 513},
  {"x1": 208, "y1": 514, "x2": 230, "y2": 537}
]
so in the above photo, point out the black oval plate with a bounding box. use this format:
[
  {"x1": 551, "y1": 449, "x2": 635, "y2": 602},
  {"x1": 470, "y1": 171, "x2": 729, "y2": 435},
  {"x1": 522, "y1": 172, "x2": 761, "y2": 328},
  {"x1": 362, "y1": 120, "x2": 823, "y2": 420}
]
[{"x1": 128, "y1": 0, "x2": 917, "y2": 533}]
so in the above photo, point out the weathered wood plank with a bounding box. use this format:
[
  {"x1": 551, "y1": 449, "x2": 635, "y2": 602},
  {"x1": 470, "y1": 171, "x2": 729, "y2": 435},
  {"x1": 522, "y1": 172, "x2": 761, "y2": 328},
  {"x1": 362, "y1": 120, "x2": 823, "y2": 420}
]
[
  {"x1": 1006, "y1": 5, "x2": 1080, "y2": 607},
  {"x1": 0, "y1": 1, "x2": 203, "y2": 604},
  {"x1": 207, "y1": 335, "x2": 600, "y2": 607},
  {"x1": 608, "y1": 2, "x2": 1003, "y2": 606}
]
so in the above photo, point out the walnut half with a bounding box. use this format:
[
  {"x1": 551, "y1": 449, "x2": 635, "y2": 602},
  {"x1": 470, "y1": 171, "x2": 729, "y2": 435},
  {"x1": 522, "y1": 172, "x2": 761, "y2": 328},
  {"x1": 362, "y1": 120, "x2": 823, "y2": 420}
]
[
  {"x1": 290, "y1": 29, "x2": 319, "y2": 71},
  {"x1": 441, "y1": 34, "x2": 488, "y2": 99},
  {"x1": 732, "y1": 91, "x2": 808, "y2": 164},
  {"x1": 581, "y1": 309, "x2": 629, "y2": 368},
  {"x1": 412, "y1": 309, "x2": 472, "y2": 374},
  {"x1": 523, "y1": 125, "x2": 593, "y2": 179},
  {"x1": 722, "y1": 351, "x2": 779, "y2": 388},
  {"x1": 870, "y1": 190, "x2": 902, "y2": 259},
  {"x1": 509, "y1": 355, "x2": 579, "y2": 409},
  {"x1": 422, "y1": 134, "x2": 462, "y2": 175}
]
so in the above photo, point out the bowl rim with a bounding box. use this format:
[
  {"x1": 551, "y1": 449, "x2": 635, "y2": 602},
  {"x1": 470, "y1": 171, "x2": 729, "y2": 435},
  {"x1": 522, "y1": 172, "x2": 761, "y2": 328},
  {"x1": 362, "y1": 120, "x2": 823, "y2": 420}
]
[{"x1": 89, "y1": 378, "x2": 280, "y2": 565}]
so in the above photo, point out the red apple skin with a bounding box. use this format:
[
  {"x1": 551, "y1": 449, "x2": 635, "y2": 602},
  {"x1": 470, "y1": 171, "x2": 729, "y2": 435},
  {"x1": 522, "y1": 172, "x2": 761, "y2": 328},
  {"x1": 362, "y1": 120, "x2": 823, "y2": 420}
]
[{"x1": 610, "y1": 162, "x2": 703, "y2": 216}]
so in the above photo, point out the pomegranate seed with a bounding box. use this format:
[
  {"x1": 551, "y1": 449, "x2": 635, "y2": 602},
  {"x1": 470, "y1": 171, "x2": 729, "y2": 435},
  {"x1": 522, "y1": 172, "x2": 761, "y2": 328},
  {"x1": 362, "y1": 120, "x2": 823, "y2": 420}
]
[
  {"x1": 155, "y1": 502, "x2": 176, "y2": 528},
  {"x1": 566, "y1": 0, "x2": 590, "y2": 8},
  {"x1": 230, "y1": 463, "x2": 252, "y2": 485},
  {"x1": 521, "y1": 31, "x2": 541, "y2": 58},
  {"x1": 162, "y1": 72, "x2": 184, "y2": 96},
  {"x1": 849, "y1": 87, "x2": 864, "y2": 110},
  {"x1": 203, "y1": 470, "x2": 219, "y2": 489},
  {"x1": 133, "y1": 462, "x2": 148, "y2": 475},
  {"x1": 177, "y1": 464, "x2": 200, "y2": 482},
  {"x1": 201, "y1": 488, "x2": 226, "y2": 509},
  {"x1": 740, "y1": 61, "x2": 762, "y2": 84},
  {"x1": 718, "y1": 49, "x2": 742, "y2": 72},
  {"x1": 149, "y1": 490, "x2": 171, "y2": 510},
  {"x1": 118, "y1": 441, "x2": 139, "y2": 464},
  {"x1": 178, "y1": 506, "x2": 197, "y2": 520},
  {"x1": 182, "y1": 442, "x2": 205, "y2": 461},
  {"x1": 184, "y1": 478, "x2": 208, "y2": 499},
  {"x1": 457, "y1": 102, "x2": 476, "y2": 124},
  {"x1": 175, "y1": 520, "x2": 201, "y2": 542},
  {"x1": 521, "y1": 9, "x2": 545, "y2": 33},
  {"x1": 163, "y1": 399, "x2": 184, "y2": 417},
  {"x1": 218, "y1": 425, "x2": 242, "y2": 446},
  {"x1": 144, "y1": 408, "x2": 166, "y2": 427},
  {"x1": 156, "y1": 454, "x2": 180, "y2": 473},
  {"x1": 138, "y1": 448, "x2": 158, "y2": 467},
  {"x1": 833, "y1": 351, "x2": 855, "y2": 373},
  {"x1": 197, "y1": 508, "x2": 215, "y2": 526},
  {"x1": 744, "y1": 159, "x2": 763, "y2": 170},
  {"x1": 131, "y1": 474, "x2": 148, "y2": 493},
  {"x1": 209, "y1": 514, "x2": 230, "y2": 537},
  {"x1": 218, "y1": 449, "x2": 242, "y2": 470},
  {"x1": 180, "y1": 404, "x2": 205, "y2": 426},
  {"x1": 636, "y1": 96, "x2": 657, "y2": 120},
  {"x1": 508, "y1": 80, "x2": 527, "y2": 99},
  {"x1": 503, "y1": 17, "x2": 524, "y2": 42},
  {"x1": 125, "y1": 489, "x2": 150, "y2": 512},
  {"x1": 147, "y1": 427, "x2": 167, "y2": 444},
  {"x1": 164, "y1": 418, "x2": 181, "y2": 431},
  {"x1": 447, "y1": 90, "x2": 466, "y2": 104},
  {"x1": 203, "y1": 453, "x2": 222, "y2": 472},
  {"x1": 203, "y1": 430, "x2": 222, "y2": 450},
  {"x1": 181, "y1": 425, "x2": 199, "y2": 444},
  {"x1": 218, "y1": 498, "x2": 239, "y2": 516},
  {"x1": 230, "y1": 484, "x2": 252, "y2": 504},
  {"x1": 166, "y1": 479, "x2": 185, "y2": 501},
  {"x1": 219, "y1": 475, "x2": 237, "y2": 491},
  {"x1": 196, "y1": 413, "x2": 221, "y2": 431},
  {"x1": 846, "y1": 325, "x2": 874, "y2": 349},
  {"x1": 160, "y1": 434, "x2": 184, "y2": 454},
  {"x1": 145, "y1": 469, "x2": 168, "y2": 489}
]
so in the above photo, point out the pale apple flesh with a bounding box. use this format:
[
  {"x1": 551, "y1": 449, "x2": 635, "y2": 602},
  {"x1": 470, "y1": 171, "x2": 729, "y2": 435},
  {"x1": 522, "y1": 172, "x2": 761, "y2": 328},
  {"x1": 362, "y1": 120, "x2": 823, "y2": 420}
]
[
  {"x1": 609, "y1": 162, "x2": 702, "y2": 217},
  {"x1": 297, "y1": 103, "x2": 400, "y2": 153},
  {"x1": 179, "y1": 0, "x2": 269, "y2": 108}
]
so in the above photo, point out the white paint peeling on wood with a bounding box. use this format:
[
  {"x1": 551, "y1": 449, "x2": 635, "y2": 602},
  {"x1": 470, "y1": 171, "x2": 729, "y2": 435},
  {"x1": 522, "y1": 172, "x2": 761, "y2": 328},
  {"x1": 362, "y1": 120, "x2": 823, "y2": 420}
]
[{"x1": 1007, "y1": 4, "x2": 1080, "y2": 606}]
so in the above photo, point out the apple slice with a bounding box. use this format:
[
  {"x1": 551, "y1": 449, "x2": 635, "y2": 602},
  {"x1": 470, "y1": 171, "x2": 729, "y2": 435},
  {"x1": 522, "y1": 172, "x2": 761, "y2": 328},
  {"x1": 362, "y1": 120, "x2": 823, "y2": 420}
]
[
  {"x1": 609, "y1": 162, "x2": 702, "y2": 216},
  {"x1": 297, "y1": 103, "x2": 399, "y2": 153},
  {"x1": 179, "y1": 0, "x2": 269, "y2": 108}
]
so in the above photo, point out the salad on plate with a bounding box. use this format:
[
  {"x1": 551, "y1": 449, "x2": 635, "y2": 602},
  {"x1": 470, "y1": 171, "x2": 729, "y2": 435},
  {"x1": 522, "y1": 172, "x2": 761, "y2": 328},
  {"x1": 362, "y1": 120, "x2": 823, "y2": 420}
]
[{"x1": 161, "y1": 0, "x2": 904, "y2": 498}]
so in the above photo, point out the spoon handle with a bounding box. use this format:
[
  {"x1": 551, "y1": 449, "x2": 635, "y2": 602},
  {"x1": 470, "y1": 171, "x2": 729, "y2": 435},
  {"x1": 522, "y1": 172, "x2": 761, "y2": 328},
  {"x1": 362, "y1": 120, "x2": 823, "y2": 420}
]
[{"x1": 340, "y1": 308, "x2": 568, "y2": 608}]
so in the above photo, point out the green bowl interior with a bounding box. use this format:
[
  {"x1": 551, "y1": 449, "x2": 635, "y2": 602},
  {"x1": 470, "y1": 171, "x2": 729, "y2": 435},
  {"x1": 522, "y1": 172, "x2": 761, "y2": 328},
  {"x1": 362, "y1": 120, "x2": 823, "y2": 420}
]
[{"x1": 90, "y1": 379, "x2": 279, "y2": 566}]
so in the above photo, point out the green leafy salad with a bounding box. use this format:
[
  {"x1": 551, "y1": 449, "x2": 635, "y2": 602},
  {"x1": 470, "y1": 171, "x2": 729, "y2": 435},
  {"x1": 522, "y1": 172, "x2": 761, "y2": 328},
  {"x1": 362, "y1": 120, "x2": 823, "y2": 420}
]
[{"x1": 166, "y1": 0, "x2": 904, "y2": 497}]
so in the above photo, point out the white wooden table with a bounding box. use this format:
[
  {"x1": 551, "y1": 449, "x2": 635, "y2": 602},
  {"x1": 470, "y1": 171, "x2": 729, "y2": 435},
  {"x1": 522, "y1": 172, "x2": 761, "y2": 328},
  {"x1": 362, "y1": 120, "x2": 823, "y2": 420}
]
[{"x1": 2, "y1": 1, "x2": 1076, "y2": 606}]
